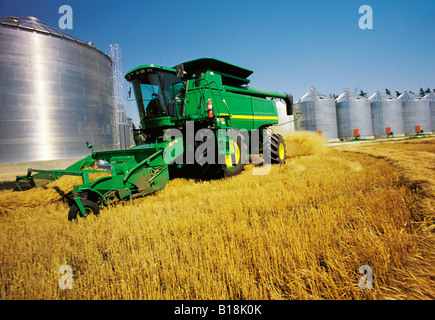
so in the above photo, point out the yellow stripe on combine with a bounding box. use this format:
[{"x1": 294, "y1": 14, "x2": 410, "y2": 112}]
[{"x1": 217, "y1": 114, "x2": 278, "y2": 120}]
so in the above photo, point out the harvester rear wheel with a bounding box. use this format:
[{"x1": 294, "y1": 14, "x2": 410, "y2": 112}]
[
  {"x1": 263, "y1": 133, "x2": 286, "y2": 165},
  {"x1": 68, "y1": 200, "x2": 100, "y2": 221}
]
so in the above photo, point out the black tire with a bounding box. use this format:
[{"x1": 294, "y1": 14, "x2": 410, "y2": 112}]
[
  {"x1": 263, "y1": 133, "x2": 286, "y2": 165},
  {"x1": 68, "y1": 199, "x2": 100, "y2": 221},
  {"x1": 221, "y1": 135, "x2": 245, "y2": 178},
  {"x1": 201, "y1": 128, "x2": 246, "y2": 180}
]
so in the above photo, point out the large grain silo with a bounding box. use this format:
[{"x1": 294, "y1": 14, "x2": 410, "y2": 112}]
[
  {"x1": 398, "y1": 91, "x2": 431, "y2": 134},
  {"x1": 369, "y1": 91, "x2": 404, "y2": 137},
  {"x1": 0, "y1": 16, "x2": 117, "y2": 164},
  {"x1": 294, "y1": 87, "x2": 338, "y2": 141},
  {"x1": 424, "y1": 92, "x2": 435, "y2": 132},
  {"x1": 336, "y1": 89, "x2": 374, "y2": 139}
]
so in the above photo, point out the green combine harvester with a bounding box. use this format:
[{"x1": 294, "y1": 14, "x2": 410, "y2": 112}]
[{"x1": 15, "y1": 58, "x2": 294, "y2": 220}]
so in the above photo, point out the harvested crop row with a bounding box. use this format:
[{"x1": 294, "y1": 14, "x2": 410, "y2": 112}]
[{"x1": 0, "y1": 173, "x2": 109, "y2": 210}]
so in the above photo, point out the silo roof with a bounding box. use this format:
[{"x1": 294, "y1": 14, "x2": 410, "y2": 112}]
[
  {"x1": 369, "y1": 90, "x2": 396, "y2": 102},
  {"x1": 0, "y1": 16, "x2": 80, "y2": 40},
  {"x1": 298, "y1": 87, "x2": 331, "y2": 102},
  {"x1": 0, "y1": 16, "x2": 107, "y2": 57},
  {"x1": 424, "y1": 92, "x2": 435, "y2": 101},
  {"x1": 336, "y1": 88, "x2": 368, "y2": 102},
  {"x1": 398, "y1": 91, "x2": 428, "y2": 102}
]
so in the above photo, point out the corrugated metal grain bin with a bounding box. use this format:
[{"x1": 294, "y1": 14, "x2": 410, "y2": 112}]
[
  {"x1": 424, "y1": 92, "x2": 435, "y2": 132},
  {"x1": 369, "y1": 91, "x2": 404, "y2": 137},
  {"x1": 398, "y1": 91, "x2": 431, "y2": 134},
  {"x1": 294, "y1": 87, "x2": 338, "y2": 141},
  {"x1": 336, "y1": 89, "x2": 374, "y2": 139},
  {"x1": 0, "y1": 16, "x2": 116, "y2": 163}
]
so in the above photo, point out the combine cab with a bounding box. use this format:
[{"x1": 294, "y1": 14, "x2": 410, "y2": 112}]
[
  {"x1": 16, "y1": 58, "x2": 294, "y2": 219},
  {"x1": 126, "y1": 57, "x2": 293, "y2": 176}
]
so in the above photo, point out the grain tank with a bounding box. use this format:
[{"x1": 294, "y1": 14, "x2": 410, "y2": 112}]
[
  {"x1": 335, "y1": 89, "x2": 374, "y2": 139},
  {"x1": 336, "y1": 89, "x2": 374, "y2": 139},
  {"x1": 294, "y1": 87, "x2": 338, "y2": 141},
  {"x1": 0, "y1": 16, "x2": 116, "y2": 163},
  {"x1": 369, "y1": 91, "x2": 404, "y2": 137},
  {"x1": 424, "y1": 92, "x2": 435, "y2": 132},
  {"x1": 398, "y1": 91, "x2": 431, "y2": 134}
]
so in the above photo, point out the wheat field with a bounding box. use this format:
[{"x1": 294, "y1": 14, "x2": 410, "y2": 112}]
[{"x1": 0, "y1": 133, "x2": 434, "y2": 300}]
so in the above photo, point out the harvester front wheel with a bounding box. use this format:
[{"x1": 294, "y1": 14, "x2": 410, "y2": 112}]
[
  {"x1": 263, "y1": 133, "x2": 286, "y2": 165},
  {"x1": 221, "y1": 136, "x2": 245, "y2": 178},
  {"x1": 68, "y1": 200, "x2": 100, "y2": 221}
]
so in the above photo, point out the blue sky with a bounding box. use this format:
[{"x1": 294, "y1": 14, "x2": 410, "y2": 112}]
[{"x1": 1, "y1": 0, "x2": 434, "y2": 125}]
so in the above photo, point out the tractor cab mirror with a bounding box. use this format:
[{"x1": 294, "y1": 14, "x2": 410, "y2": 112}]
[
  {"x1": 85, "y1": 141, "x2": 95, "y2": 156},
  {"x1": 127, "y1": 86, "x2": 135, "y2": 101},
  {"x1": 176, "y1": 64, "x2": 185, "y2": 80}
]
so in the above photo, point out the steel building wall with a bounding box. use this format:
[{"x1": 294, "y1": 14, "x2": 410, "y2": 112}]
[
  {"x1": 398, "y1": 91, "x2": 431, "y2": 134},
  {"x1": 369, "y1": 91, "x2": 404, "y2": 137},
  {"x1": 0, "y1": 16, "x2": 116, "y2": 163}
]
